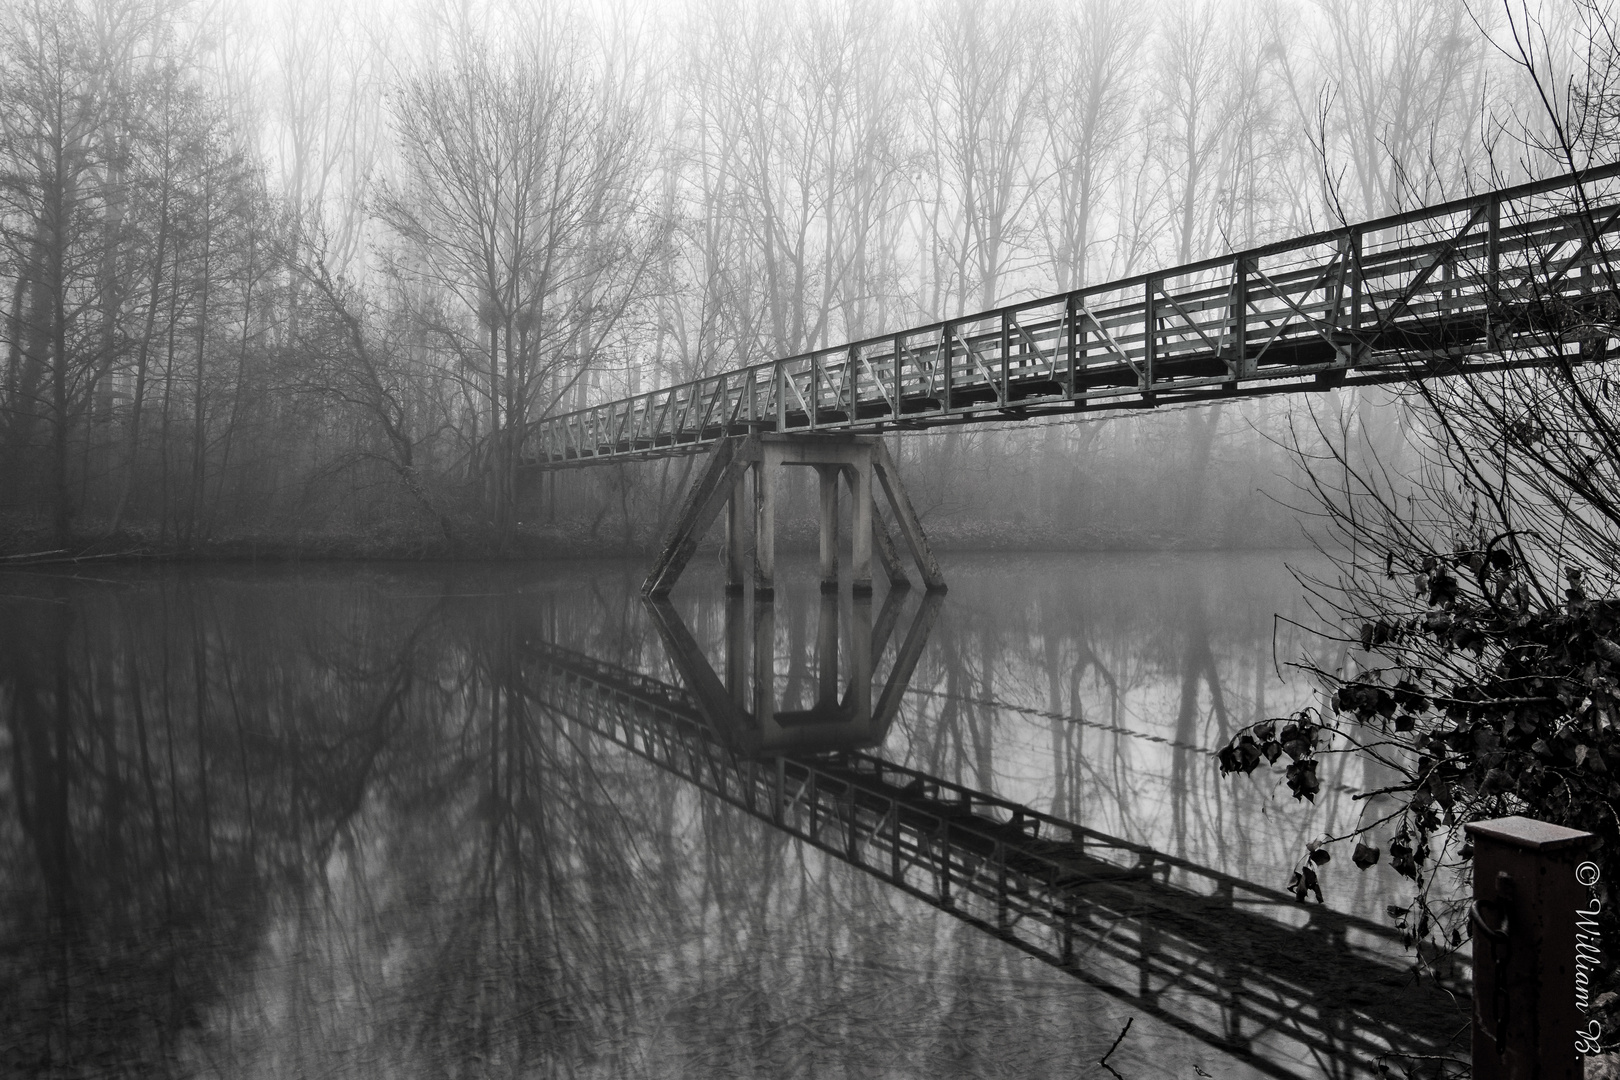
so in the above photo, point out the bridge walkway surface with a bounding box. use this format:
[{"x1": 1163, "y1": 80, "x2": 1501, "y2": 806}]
[
  {"x1": 522, "y1": 164, "x2": 1620, "y2": 470},
  {"x1": 518, "y1": 637, "x2": 1469, "y2": 1080}
]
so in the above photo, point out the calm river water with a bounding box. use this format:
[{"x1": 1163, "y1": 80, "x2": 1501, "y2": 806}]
[{"x1": 0, "y1": 553, "x2": 1467, "y2": 1079}]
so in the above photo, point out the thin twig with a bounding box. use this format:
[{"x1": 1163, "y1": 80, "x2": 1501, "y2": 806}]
[
  {"x1": 1098, "y1": 1016, "x2": 1133, "y2": 1078},
  {"x1": 0, "y1": 548, "x2": 67, "y2": 560},
  {"x1": 0, "y1": 549, "x2": 150, "y2": 566}
]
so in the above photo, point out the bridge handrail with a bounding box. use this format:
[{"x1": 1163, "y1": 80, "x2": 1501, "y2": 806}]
[{"x1": 527, "y1": 160, "x2": 1620, "y2": 467}]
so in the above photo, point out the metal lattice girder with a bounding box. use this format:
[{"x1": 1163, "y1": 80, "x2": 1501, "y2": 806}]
[
  {"x1": 518, "y1": 637, "x2": 1469, "y2": 1079},
  {"x1": 524, "y1": 164, "x2": 1620, "y2": 470}
]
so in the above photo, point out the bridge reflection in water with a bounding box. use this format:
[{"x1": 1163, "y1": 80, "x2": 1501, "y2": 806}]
[
  {"x1": 0, "y1": 560, "x2": 1468, "y2": 1078},
  {"x1": 526, "y1": 589, "x2": 1467, "y2": 1080}
]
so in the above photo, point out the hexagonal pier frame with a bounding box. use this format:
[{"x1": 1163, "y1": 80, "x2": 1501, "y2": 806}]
[{"x1": 642, "y1": 433, "x2": 945, "y2": 599}]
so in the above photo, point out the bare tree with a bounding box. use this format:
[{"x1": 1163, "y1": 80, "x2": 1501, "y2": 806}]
[
  {"x1": 1212, "y1": 0, "x2": 1620, "y2": 1008},
  {"x1": 1034, "y1": 0, "x2": 1141, "y2": 293},
  {"x1": 1307, "y1": 0, "x2": 1495, "y2": 217},
  {"x1": 914, "y1": 0, "x2": 1041, "y2": 315},
  {"x1": 376, "y1": 3, "x2": 655, "y2": 547},
  {"x1": 0, "y1": 0, "x2": 167, "y2": 543}
]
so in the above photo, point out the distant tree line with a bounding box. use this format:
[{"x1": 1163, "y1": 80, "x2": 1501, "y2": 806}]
[{"x1": 0, "y1": 0, "x2": 1573, "y2": 552}]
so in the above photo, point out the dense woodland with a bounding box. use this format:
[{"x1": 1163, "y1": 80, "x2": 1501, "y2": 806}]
[{"x1": 0, "y1": 0, "x2": 1594, "y2": 553}]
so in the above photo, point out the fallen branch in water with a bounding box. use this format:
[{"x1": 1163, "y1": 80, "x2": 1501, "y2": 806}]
[{"x1": 0, "y1": 548, "x2": 153, "y2": 566}]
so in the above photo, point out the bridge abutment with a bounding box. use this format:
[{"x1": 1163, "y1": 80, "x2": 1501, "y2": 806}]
[{"x1": 643, "y1": 433, "x2": 944, "y2": 599}]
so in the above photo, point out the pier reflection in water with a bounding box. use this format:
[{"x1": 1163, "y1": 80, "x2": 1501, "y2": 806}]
[
  {"x1": 0, "y1": 555, "x2": 1465, "y2": 1079},
  {"x1": 645, "y1": 587, "x2": 941, "y2": 757}
]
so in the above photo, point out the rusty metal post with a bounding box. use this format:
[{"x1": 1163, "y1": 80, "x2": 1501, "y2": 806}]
[{"x1": 1465, "y1": 815, "x2": 1597, "y2": 1080}]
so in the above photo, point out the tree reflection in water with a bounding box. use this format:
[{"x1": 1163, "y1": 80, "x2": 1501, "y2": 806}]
[{"x1": 0, "y1": 555, "x2": 1426, "y2": 1079}]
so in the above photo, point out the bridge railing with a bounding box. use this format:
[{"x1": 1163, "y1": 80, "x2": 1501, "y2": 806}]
[{"x1": 526, "y1": 164, "x2": 1620, "y2": 468}]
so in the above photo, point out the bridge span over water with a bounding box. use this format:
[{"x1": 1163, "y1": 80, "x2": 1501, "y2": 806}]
[
  {"x1": 522, "y1": 165, "x2": 1620, "y2": 470},
  {"x1": 525, "y1": 165, "x2": 1620, "y2": 597},
  {"x1": 505, "y1": 168, "x2": 1600, "y2": 1071}
]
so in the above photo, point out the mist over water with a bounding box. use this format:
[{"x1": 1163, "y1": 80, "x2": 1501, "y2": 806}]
[{"x1": 0, "y1": 552, "x2": 1456, "y2": 1079}]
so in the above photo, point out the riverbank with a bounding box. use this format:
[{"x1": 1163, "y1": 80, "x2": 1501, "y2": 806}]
[{"x1": 0, "y1": 511, "x2": 1313, "y2": 565}]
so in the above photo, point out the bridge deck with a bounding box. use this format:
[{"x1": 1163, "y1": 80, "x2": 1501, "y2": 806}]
[
  {"x1": 525, "y1": 164, "x2": 1620, "y2": 469},
  {"x1": 520, "y1": 638, "x2": 1469, "y2": 1078}
]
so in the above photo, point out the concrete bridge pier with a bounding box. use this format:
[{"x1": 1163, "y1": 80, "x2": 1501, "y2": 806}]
[
  {"x1": 725, "y1": 475, "x2": 748, "y2": 595},
  {"x1": 816, "y1": 465, "x2": 841, "y2": 593},
  {"x1": 725, "y1": 593, "x2": 748, "y2": 708},
  {"x1": 642, "y1": 433, "x2": 944, "y2": 599},
  {"x1": 642, "y1": 582, "x2": 938, "y2": 757}
]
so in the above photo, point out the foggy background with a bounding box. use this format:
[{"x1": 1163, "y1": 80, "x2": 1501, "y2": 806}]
[{"x1": 0, "y1": 0, "x2": 1595, "y2": 552}]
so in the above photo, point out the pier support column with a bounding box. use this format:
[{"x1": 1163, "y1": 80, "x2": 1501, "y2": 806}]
[
  {"x1": 642, "y1": 432, "x2": 944, "y2": 598},
  {"x1": 872, "y1": 506, "x2": 909, "y2": 588},
  {"x1": 817, "y1": 466, "x2": 840, "y2": 593},
  {"x1": 817, "y1": 591, "x2": 839, "y2": 704},
  {"x1": 848, "y1": 458, "x2": 873, "y2": 596},
  {"x1": 642, "y1": 435, "x2": 758, "y2": 599},
  {"x1": 644, "y1": 583, "x2": 943, "y2": 757},
  {"x1": 754, "y1": 447, "x2": 777, "y2": 599},
  {"x1": 851, "y1": 591, "x2": 873, "y2": 719},
  {"x1": 724, "y1": 594, "x2": 748, "y2": 708},
  {"x1": 752, "y1": 597, "x2": 775, "y2": 727},
  {"x1": 873, "y1": 439, "x2": 945, "y2": 591},
  {"x1": 726, "y1": 473, "x2": 748, "y2": 595}
]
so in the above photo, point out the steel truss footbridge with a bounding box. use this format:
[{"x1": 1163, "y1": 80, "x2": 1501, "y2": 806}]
[
  {"x1": 519, "y1": 633, "x2": 1468, "y2": 1079},
  {"x1": 522, "y1": 165, "x2": 1620, "y2": 469}
]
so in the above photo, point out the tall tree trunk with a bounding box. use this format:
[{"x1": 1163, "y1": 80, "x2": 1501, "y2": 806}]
[
  {"x1": 48, "y1": 172, "x2": 75, "y2": 546},
  {"x1": 109, "y1": 180, "x2": 170, "y2": 534},
  {"x1": 210, "y1": 234, "x2": 258, "y2": 539},
  {"x1": 2, "y1": 255, "x2": 46, "y2": 490},
  {"x1": 92, "y1": 129, "x2": 126, "y2": 518},
  {"x1": 110, "y1": 87, "x2": 174, "y2": 535},
  {"x1": 186, "y1": 171, "x2": 214, "y2": 545},
  {"x1": 157, "y1": 284, "x2": 179, "y2": 545}
]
